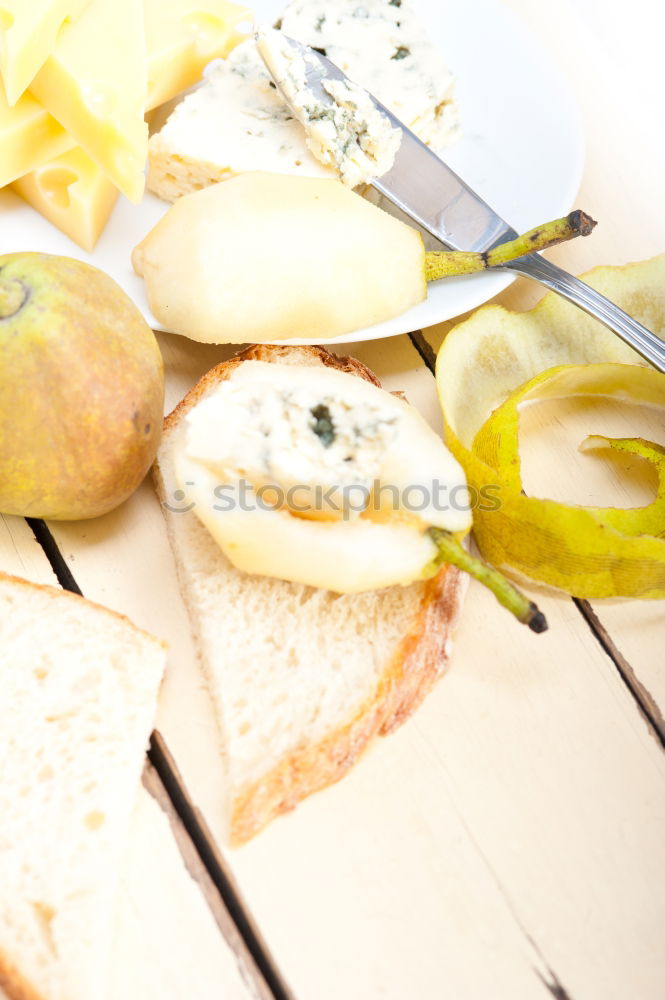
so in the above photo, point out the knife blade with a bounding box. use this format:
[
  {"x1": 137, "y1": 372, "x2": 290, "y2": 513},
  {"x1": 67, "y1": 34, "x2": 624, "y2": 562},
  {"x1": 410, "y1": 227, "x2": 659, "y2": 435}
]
[{"x1": 258, "y1": 32, "x2": 517, "y2": 252}]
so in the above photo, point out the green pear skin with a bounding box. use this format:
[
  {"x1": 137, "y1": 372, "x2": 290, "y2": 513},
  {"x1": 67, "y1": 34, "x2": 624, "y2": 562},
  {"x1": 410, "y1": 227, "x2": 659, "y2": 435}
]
[{"x1": 0, "y1": 253, "x2": 164, "y2": 519}]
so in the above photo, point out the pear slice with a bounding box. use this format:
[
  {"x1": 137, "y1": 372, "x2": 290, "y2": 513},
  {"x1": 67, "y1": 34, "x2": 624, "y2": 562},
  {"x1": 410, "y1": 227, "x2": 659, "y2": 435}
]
[
  {"x1": 133, "y1": 172, "x2": 425, "y2": 344},
  {"x1": 173, "y1": 360, "x2": 470, "y2": 591},
  {"x1": 172, "y1": 359, "x2": 547, "y2": 630},
  {"x1": 133, "y1": 172, "x2": 595, "y2": 344}
]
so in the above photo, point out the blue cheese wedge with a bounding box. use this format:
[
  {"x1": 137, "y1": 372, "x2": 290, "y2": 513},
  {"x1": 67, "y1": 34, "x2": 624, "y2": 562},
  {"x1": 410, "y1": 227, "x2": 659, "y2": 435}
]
[
  {"x1": 148, "y1": 0, "x2": 458, "y2": 201},
  {"x1": 256, "y1": 27, "x2": 402, "y2": 188},
  {"x1": 279, "y1": 0, "x2": 459, "y2": 150},
  {"x1": 148, "y1": 39, "x2": 333, "y2": 201}
]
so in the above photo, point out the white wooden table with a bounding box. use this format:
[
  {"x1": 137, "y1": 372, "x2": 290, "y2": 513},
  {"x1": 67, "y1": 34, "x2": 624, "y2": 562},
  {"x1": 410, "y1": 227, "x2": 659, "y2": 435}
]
[{"x1": 3, "y1": 1, "x2": 664, "y2": 998}]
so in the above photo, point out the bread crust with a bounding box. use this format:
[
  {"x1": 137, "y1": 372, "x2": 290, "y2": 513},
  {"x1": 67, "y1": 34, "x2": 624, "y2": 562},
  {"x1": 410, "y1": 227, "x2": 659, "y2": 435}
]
[
  {"x1": 229, "y1": 564, "x2": 463, "y2": 845},
  {"x1": 0, "y1": 950, "x2": 45, "y2": 1000},
  {"x1": 154, "y1": 343, "x2": 466, "y2": 844},
  {"x1": 0, "y1": 570, "x2": 167, "y2": 653}
]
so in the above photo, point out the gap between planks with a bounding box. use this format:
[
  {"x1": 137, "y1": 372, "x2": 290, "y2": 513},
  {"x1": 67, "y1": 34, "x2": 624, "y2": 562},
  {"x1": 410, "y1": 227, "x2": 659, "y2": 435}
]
[
  {"x1": 148, "y1": 731, "x2": 295, "y2": 1000},
  {"x1": 142, "y1": 748, "x2": 284, "y2": 1000},
  {"x1": 573, "y1": 599, "x2": 665, "y2": 749}
]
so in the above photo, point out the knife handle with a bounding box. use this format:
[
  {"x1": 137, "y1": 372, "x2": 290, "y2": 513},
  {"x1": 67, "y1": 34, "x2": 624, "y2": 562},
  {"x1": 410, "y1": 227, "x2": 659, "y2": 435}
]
[{"x1": 503, "y1": 254, "x2": 665, "y2": 373}]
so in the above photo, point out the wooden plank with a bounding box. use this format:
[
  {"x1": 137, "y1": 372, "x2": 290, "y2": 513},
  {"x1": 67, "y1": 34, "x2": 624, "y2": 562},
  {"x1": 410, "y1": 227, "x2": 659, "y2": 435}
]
[
  {"x1": 229, "y1": 584, "x2": 665, "y2": 1000},
  {"x1": 0, "y1": 523, "x2": 266, "y2": 1000},
  {"x1": 0, "y1": 515, "x2": 58, "y2": 584},
  {"x1": 108, "y1": 761, "x2": 270, "y2": 1000},
  {"x1": 45, "y1": 330, "x2": 665, "y2": 998}
]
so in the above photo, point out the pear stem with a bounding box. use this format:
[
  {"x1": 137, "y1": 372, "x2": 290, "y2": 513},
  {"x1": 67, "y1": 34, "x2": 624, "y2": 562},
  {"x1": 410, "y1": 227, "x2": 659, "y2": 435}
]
[
  {"x1": 424, "y1": 211, "x2": 597, "y2": 282},
  {"x1": 0, "y1": 277, "x2": 27, "y2": 319},
  {"x1": 427, "y1": 527, "x2": 548, "y2": 633}
]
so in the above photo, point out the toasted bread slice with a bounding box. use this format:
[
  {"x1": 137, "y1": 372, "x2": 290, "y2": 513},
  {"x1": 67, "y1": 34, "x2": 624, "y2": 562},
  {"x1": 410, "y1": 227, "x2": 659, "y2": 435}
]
[
  {"x1": 0, "y1": 572, "x2": 166, "y2": 1000},
  {"x1": 153, "y1": 345, "x2": 465, "y2": 844}
]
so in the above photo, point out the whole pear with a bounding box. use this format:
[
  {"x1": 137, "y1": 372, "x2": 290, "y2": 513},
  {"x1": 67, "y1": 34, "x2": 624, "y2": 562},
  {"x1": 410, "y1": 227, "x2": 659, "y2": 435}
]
[{"x1": 0, "y1": 253, "x2": 164, "y2": 519}]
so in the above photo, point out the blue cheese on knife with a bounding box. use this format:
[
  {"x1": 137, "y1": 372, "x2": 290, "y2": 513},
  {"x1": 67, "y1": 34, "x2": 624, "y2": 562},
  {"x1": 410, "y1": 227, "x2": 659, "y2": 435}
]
[{"x1": 257, "y1": 27, "x2": 402, "y2": 188}]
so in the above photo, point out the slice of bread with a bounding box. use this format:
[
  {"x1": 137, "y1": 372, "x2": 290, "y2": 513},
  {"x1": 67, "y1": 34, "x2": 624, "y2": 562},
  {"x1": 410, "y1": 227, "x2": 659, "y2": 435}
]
[
  {"x1": 0, "y1": 573, "x2": 166, "y2": 1000},
  {"x1": 154, "y1": 345, "x2": 465, "y2": 845}
]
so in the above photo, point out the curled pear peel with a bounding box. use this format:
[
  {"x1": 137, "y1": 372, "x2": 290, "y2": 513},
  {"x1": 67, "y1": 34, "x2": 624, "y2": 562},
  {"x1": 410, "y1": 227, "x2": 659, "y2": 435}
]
[
  {"x1": 578, "y1": 434, "x2": 665, "y2": 539},
  {"x1": 436, "y1": 254, "x2": 665, "y2": 598},
  {"x1": 425, "y1": 211, "x2": 597, "y2": 282}
]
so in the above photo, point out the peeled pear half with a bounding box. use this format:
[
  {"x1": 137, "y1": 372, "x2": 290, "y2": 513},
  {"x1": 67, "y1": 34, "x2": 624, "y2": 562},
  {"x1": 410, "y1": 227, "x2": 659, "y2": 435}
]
[
  {"x1": 132, "y1": 172, "x2": 425, "y2": 343},
  {"x1": 174, "y1": 360, "x2": 471, "y2": 592},
  {"x1": 171, "y1": 357, "x2": 547, "y2": 631},
  {"x1": 134, "y1": 170, "x2": 595, "y2": 344}
]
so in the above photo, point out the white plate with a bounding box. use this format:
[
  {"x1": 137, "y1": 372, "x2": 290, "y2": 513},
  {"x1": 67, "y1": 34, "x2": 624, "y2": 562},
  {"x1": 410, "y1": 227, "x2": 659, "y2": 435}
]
[{"x1": 0, "y1": 0, "x2": 584, "y2": 345}]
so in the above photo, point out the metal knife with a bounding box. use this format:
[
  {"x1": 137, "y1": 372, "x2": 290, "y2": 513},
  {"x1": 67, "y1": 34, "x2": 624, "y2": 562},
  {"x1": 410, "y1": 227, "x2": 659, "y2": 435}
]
[{"x1": 260, "y1": 36, "x2": 665, "y2": 372}]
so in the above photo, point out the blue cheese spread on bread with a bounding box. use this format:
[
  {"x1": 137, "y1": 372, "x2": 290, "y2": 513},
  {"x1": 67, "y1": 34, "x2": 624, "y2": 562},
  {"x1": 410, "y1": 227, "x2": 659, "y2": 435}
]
[{"x1": 185, "y1": 361, "x2": 400, "y2": 500}]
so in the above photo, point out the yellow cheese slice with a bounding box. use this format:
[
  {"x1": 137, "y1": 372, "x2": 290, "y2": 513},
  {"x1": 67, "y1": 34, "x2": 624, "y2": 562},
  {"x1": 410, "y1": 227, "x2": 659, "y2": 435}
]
[
  {"x1": 12, "y1": 146, "x2": 117, "y2": 251},
  {"x1": 0, "y1": 0, "x2": 89, "y2": 106},
  {"x1": 29, "y1": 0, "x2": 147, "y2": 203},
  {"x1": 0, "y1": 79, "x2": 74, "y2": 186},
  {"x1": 144, "y1": 0, "x2": 251, "y2": 111}
]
